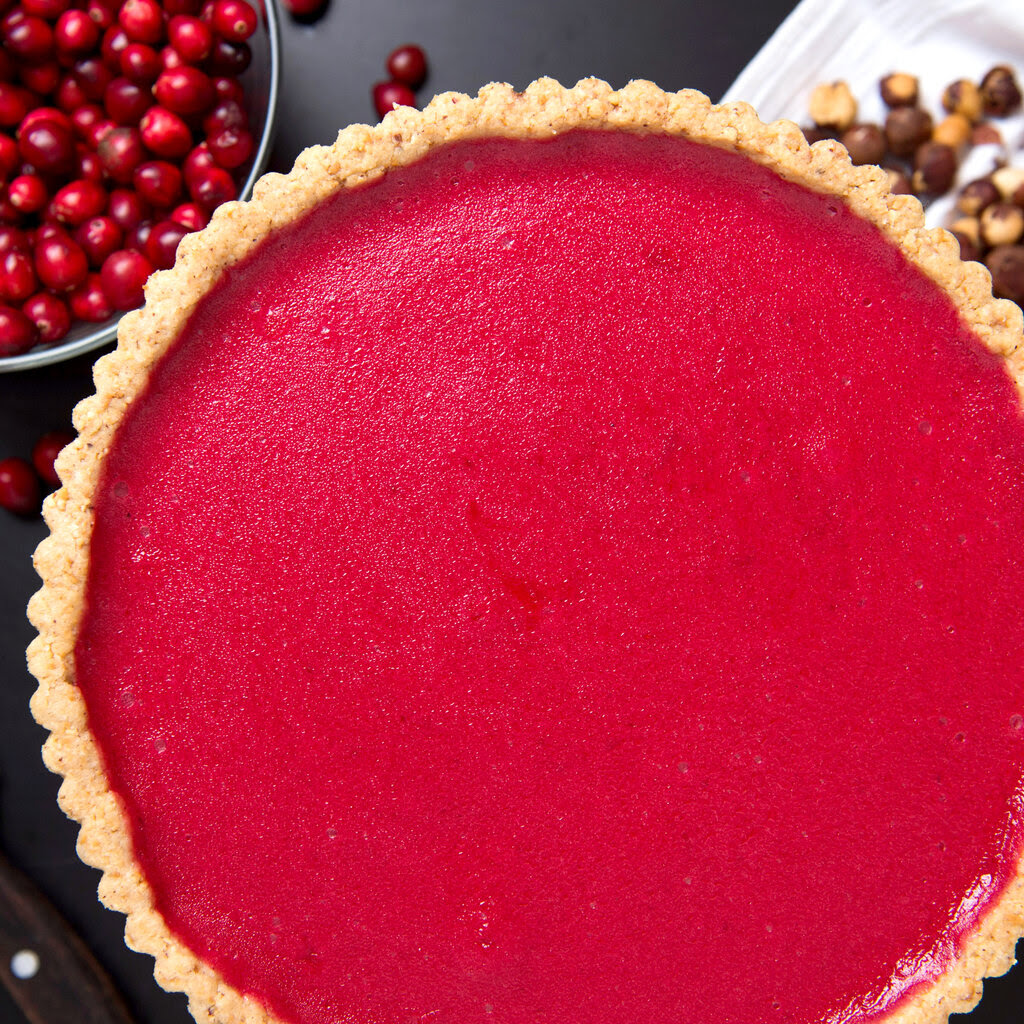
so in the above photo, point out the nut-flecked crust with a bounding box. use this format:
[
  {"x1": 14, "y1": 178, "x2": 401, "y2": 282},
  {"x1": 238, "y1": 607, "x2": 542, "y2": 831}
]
[{"x1": 25, "y1": 78, "x2": 1024, "y2": 1024}]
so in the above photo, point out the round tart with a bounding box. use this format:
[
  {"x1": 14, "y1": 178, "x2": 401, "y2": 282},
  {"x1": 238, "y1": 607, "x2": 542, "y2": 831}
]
[{"x1": 27, "y1": 79, "x2": 1024, "y2": 1024}]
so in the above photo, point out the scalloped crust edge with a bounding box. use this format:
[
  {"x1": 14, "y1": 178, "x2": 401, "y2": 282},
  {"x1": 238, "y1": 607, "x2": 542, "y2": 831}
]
[{"x1": 25, "y1": 77, "x2": 1024, "y2": 1024}]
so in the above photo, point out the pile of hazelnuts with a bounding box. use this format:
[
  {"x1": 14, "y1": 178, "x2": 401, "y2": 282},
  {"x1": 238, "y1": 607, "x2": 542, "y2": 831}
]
[
  {"x1": 0, "y1": 0, "x2": 262, "y2": 359},
  {"x1": 802, "y1": 65, "x2": 1024, "y2": 307}
]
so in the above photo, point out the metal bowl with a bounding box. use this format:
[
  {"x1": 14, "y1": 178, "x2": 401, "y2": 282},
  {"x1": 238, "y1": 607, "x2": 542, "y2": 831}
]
[{"x1": 0, "y1": 0, "x2": 282, "y2": 374}]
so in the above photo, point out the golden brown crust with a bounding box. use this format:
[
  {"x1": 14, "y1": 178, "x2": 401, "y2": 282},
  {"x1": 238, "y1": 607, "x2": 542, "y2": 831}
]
[{"x1": 26, "y1": 77, "x2": 1024, "y2": 1024}]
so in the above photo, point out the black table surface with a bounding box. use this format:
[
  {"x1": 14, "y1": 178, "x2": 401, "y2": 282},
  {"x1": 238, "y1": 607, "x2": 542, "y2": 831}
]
[{"x1": 0, "y1": 2, "x2": 1022, "y2": 1022}]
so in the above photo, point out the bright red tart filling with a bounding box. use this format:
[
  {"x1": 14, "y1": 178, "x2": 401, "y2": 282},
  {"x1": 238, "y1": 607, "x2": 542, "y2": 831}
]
[{"x1": 78, "y1": 132, "x2": 1024, "y2": 1024}]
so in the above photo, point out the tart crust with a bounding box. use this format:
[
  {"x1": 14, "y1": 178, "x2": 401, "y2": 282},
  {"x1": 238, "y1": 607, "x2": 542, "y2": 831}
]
[{"x1": 26, "y1": 78, "x2": 1024, "y2": 1024}]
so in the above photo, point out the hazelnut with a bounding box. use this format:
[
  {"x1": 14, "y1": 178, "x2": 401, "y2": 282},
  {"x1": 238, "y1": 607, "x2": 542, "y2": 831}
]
[
  {"x1": 957, "y1": 177, "x2": 1001, "y2": 217},
  {"x1": 992, "y1": 166, "x2": 1024, "y2": 200},
  {"x1": 809, "y1": 81, "x2": 858, "y2": 131},
  {"x1": 980, "y1": 202, "x2": 1024, "y2": 247},
  {"x1": 801, "y1": 125, "x2": 834, "y2": 145},
  {"x1": 970, "y1": 122, "x2": 1003, "y2": 146},
  {"x1": 911, "y1": 141, "x2": 957, "y2": 195},
  {"x1": 951, "y1": 216, "x2": 982, "y2": 248},
  {"x1": 941, "y1": 80, "x2": 983, "y2": 122},
  {"x1": 885, "y1": 106, "x2": 933, "y2": 157},
  {"x1": 950, "y1": 229, "x2": 982, "y2": 264},
  {"x1": 932, "y1": 113, "x2": 972, "y2": 151},
  {"x1": 884, "y1": 168, "x2": 913, "y2": 195},
  {"x1": 880, "y1": 72, "x2": 919, "y2": 108},
  {"x1": 1012, "y1": 183, "x2": 1024, "y2": 210},
  {"x1": 986, "y1": 244, "x2": 1024, "y2": 303},
  {"x1": 980, "y1": 65, "x2": 1022, "y2": 116},
  {"x1": 840, "y1": 123, "x2": 886, "y2": 165}
]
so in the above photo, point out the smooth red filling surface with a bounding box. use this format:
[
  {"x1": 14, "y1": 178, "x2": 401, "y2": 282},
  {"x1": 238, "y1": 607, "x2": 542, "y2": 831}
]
[{"x1": 78, "y1": 131, "x2": 1024, "y2": 1024}]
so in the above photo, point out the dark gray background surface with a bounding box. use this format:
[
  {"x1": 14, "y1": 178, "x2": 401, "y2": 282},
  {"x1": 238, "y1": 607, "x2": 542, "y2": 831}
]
[{"x1": 0, "y1": 1, "x2": 1021, "y2": 1022}]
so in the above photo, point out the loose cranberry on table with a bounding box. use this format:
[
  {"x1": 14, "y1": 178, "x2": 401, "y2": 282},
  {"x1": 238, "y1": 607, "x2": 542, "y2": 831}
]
[
  {"x1": 280, "y1": 0, "x2": 326, "y2": 20},
  {"x1": 0, "y1": 455, "x2": 40, "y2": 515},
  {"x1": 386, "y1": 45, "x2": 427, "y2": 89},
  {"x1": 372, "y1": 80, "x2": 416, "y2": 119},
  {"x1": 32, "y1": 429, "x2": 75, "y2": 485}
]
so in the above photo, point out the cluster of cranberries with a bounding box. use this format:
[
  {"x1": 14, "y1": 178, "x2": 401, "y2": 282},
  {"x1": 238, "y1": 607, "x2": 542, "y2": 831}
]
[
  {"x1": 0, "y1": 0, "x2": 261, "y2": 358},
  {"x1": 0, "y1": 427, "x2": 72, "y2": 514},
  {"x1": 372, "y1": 44, "x2": 428, "y2": 120}
]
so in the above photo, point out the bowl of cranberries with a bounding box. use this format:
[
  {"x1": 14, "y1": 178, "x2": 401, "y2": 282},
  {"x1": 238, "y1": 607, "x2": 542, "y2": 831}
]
[{"x1": 0, "y1": 0, "x2": 280, "y2": 371}]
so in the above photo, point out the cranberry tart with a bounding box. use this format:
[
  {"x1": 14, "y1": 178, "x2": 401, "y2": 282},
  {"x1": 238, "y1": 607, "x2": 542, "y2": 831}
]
[{"x1": 27, "y1": 79, "x2": 1024, "y2": 1024}]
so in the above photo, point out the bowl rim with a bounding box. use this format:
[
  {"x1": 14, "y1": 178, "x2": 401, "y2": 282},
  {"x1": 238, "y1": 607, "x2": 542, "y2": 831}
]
[{"x1": 0, "y1": 0, "x2": 283, "y2": 375}]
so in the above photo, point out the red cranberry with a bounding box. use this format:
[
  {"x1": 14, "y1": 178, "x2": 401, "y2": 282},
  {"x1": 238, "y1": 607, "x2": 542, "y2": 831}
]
[
  {"x1": 75, "y1": 143, "x2": 103, "y2": 182},
  {"x1": 34, "y1": 221, "x2": 64, "y2": 241},
  {"x1": 100, "y1": 24, "x2": 129, "y2": 68},
  {"x1": 0, "y1": 49, "x2": 14, "y2": 81},
  {"x1": 19, "y1": 104, "x2": 72, "y2": 133},
  {"x1": 8, "y1": 173, "x2": 48, "y2": 212},
  {"x1": 34, "y1": 231, "x2": 87, "y2": 290},
  {"x1": 167, "y1": 14, "x2": 210, "y2": 62},
  {"x1": 211, "y1": 73, "x2": 243, "y2": 104},
  {"x1": 31, "y1": 429, "x2": 74, "y2": 482},
  {"x1": 204, "y1": 37, "x2": 249, "y2": 75},
  {"x1": 164, "y1": 0, "x2": 200, "y2": 14},
  {"x1": 0, "y1": 224, "x2": 28, "y2": 253},
  {"x1": 104, "y1": 76, "x2": 151, "y2": 123},
  {"x1": 0, "y1": 248, "x2": 37, "y2": 300},
  {"x1": 56, "y1": 73, "x2": 89, "y2": 112},
  {"x1": 97, "y1": 125, "x2": 144, "y2": 182},
  {"x1": 23, "y1": 293, "x2": 69, "y2": 345},
  {"x1": 202, "y1": 97, "x2": 245, "y2": 134},
  {"x1": 19, "y1": 60, "x2": 60, "y2": 95},
  {"x1": 154, "y1": 66, "x2": 214, "y2": 115},
  {"x1": 70, "y1": 101, "x2": 102, "y2": 137},
  {"x1": 170, "y1": 199, "x2": 204, "y2": 229},
  {"x1": 159, "y1": 43, "x2": 184, "y2": 70},
  {"x1": 386, "y1": 44, "x2": 427, "y2": 89},
  {"x1": 74, "y1": 213, "x2": 120, "y2": 264},
  {"x1": 207, "y1": 125, "x2": 250, "y2": 168},
  {"x1": 0, "y1": 456, "x2": 40, "y2": 512},
  {"x1": 281, "y1": 0, "x2": 327, "y2": 19},
  {"x1": 85, "y1": 115, "x2": 115, "y2": 148},
  {"x1": 85, "y1": 0, "x2": 114, "y2": 31},
  {"x1": 119, "y1": 41, "x2": 160, "y2": 82},
  {"x1": 372, "y1": 80, "x2": 416, "y2": 118},
  {"x1": 106, "y1": 185, "x2": 148, "y2": 230},
  {"x1": 19, "y1": 119, "x2": 75, "y2": 174},
  {"x1": 133, "y1": 158, "x2": 181, "y2": 205},
  {"x1": 145, "y1": 217, "x2": 186, "y2": 268},
  {"x1": 72, "y1": 55, "x2": 114, "y2": 99},
  {"x1": 5, "y1": 15, "x2": 55, "y2": 63},
  {"x1": 118, "y1": 0, "x2": 163, "y2": 44},
  {"x1": 123, "y1": 216, "x2": 150, "y2": 250},
  {"x1": 0, "y1": 83, "x2": 30, "y2": 126},
  {"x1": 100, "y1": 246, "x2": 150, "y2": 308},
  {"x1": 54, "y1": 8, "x2": 97, "y2": 54},
  {"x1": 0, "y1": 305, "x2": 38, "y2": 356},
  {"x1": 50, "y1": 178, "x2": 105, "y2": 224},
  {"x1": 181, "y1": 139, "x2": 213, "y2": 183},
  {"x1": 0, "y1": 194, "x2": 21, "y2": 222},
  {"x1": 0, "y1": 134, "x2": 18, "y2": 180},
  {"x1": 68, "y1": 271, "x2": 111, "y2": 320},
  {"x1": 23, "y1": 0, "x2": 69, "y2": 17},
  {"x1": 139, "y1": 105, "x2": 191, "y2": 158},
  {"x1": 188, "y1": 162, "x2": 233, "y2": 209},
  {"x1": 211, "y1": 0, "x2": 256, "y2": 42}
]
